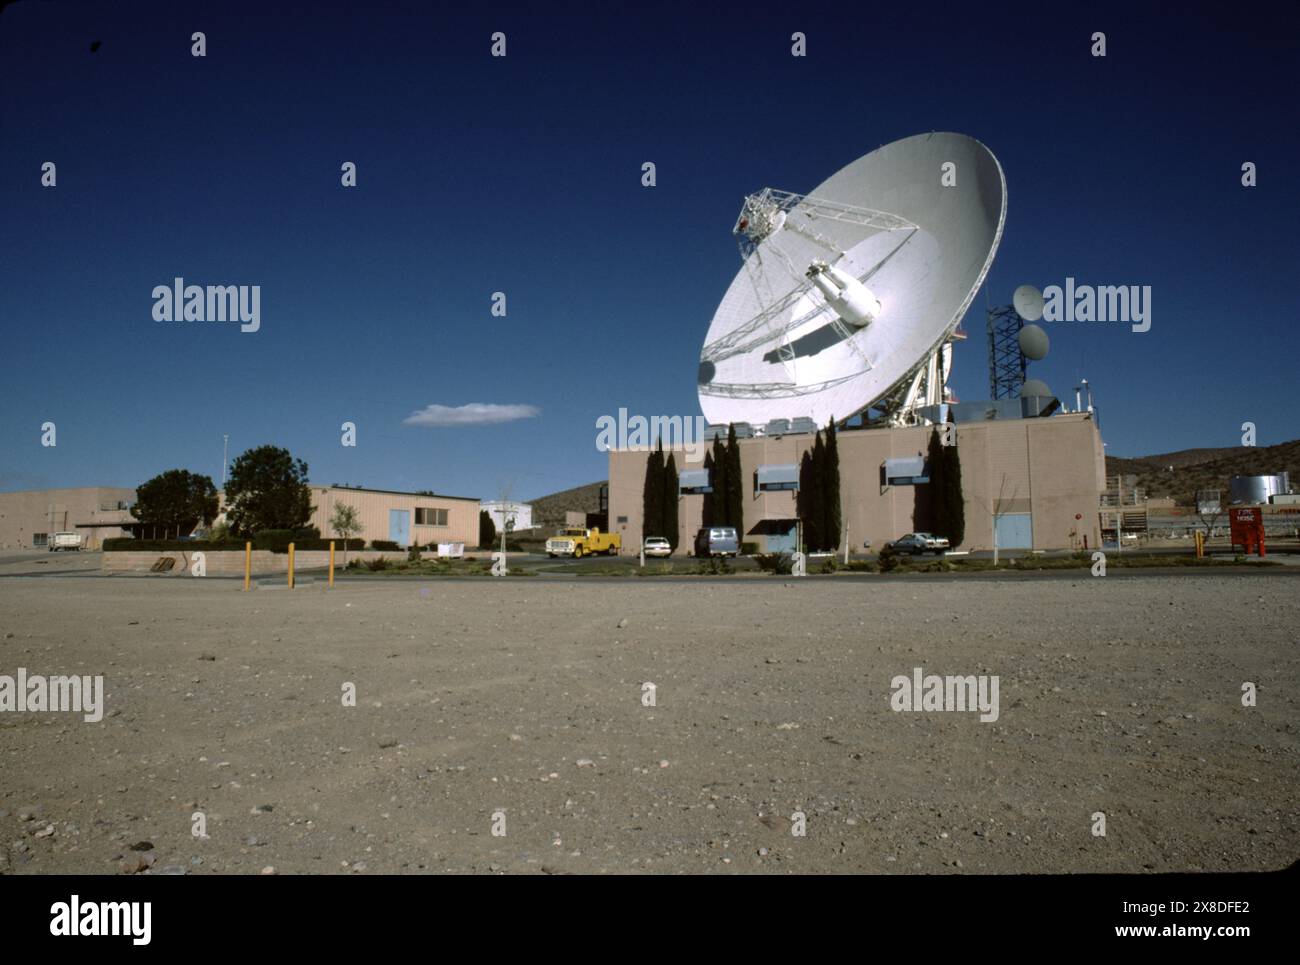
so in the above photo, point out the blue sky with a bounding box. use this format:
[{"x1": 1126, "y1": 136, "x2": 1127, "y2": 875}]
[{"x1": 2, "y1": 1, "x2": 1297, "y2": 501}]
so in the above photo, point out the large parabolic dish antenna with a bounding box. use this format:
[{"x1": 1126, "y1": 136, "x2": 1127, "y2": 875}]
[{"x1": 697, "y1": 132, "x2": 1006, "y2": 428}]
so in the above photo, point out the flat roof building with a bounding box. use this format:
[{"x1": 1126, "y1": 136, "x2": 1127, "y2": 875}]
[
  {"x1": 307, "y1": 485, "x2": 480, "y2": 548},
  {"x1": 0, "y1": 487, "x2": 137, "y2": 550},
  {"x1": 608, "y1": 412, "x2": 1106, "y2": 554}
]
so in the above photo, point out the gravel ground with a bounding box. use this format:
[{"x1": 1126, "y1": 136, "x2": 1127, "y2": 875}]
[{"x1": 0, "y1": 572, "x2": 1296, "y2": 874}]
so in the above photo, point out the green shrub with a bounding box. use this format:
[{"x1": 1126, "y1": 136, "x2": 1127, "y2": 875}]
[
  {"x1": 372, "y1": 540, "x2": 400, "y2": 551},
  {"x1": 741, "y1": 542, "x2": 759, "y2": 556},
  {"x1": 877, "y1": 544, "x2": 903, "y2": 572},
  {"x1": 364, "y1": 557, "x2": 391, "y2": 571},
  {"x1": 755, "y1": 553, "x2": 793, "y2": 574},
  {"x1": 408, "y1": 543, "x2": 423, "y2": 562},
  {"x1": 252, "y1": 527, "x2": 320, "y2": 552}
]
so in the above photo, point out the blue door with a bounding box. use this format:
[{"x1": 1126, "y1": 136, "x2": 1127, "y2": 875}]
[
  {"x1": 995, "y1": 513, "x2": 1033, "y2": 549},
  {"x1": 389, "y1": 509, "x2": 411, "y2": 547},
  {"x1": 767, "y1": 523, "x2": 797, "y2": 553}
]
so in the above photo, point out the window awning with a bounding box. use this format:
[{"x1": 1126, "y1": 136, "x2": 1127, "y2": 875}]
[
  {"x1": 884, "y1": 456, "x2": 928, "y2": 484},
  {"x1": 885, "y1": 456, "x2": 925, "y2": 478},
  {"x1": 756, "y1": 464, "x2": 799, "y2": 487},
  {"x1": 679, "y1": 468, "x2": 712, "y2": 492}
]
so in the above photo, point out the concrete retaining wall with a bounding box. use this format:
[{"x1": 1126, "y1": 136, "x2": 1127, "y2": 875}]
[{"x1": 101, "y1": 549, "x2": 414, "y2": 575}]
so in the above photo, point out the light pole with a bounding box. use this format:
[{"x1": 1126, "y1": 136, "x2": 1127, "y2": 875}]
[{"x1": 221, "y1": 434, "x2": 229, "y2": 487}]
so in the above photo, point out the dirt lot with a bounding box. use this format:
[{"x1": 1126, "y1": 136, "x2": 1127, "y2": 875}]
[{"x1": 0, "y1": 570, "x2": 1296, "y2": 874}]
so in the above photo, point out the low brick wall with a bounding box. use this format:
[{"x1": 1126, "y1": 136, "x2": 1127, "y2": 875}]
[{"x1": 101, "y1": 549, "x2": 410, "y2": 575}]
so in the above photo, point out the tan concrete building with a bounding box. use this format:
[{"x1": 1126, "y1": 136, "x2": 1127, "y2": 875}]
[
  {"x1": 0, "y1": 487, "x2": 137, "y2": 550},
  {"x1": 306, "y1": 485, "x2": 480, "y2": 548},
  {"x1": 1, "y1": 483, "x2": 480, "y2": 551},
  {"x1": 607, "y1": 412, "x2": 1105, "y2": 554}
]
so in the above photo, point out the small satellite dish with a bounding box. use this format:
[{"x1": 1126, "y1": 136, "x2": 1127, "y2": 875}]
[
  {"x1": 1012, "y1": 284, "x2": 1044, "y2": 322},
  {"x1": 697, "y1": 132, "x2": 1006, "y2": 428},
  {"x1": 1020, "y1": 378, "x2": 1051, "y2": 398},
  {"x1": 1018, "y1": 323, "x2": 1049, "y2": 360}
]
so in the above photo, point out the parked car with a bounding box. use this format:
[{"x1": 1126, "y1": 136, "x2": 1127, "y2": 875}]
[
  {"x1": 887, "y1": 532, "x2": 950, "y2": 555},
  {"x1": 694, "y1": 526, "x2": 739, "y2": 557},
  {"x1": 48, "y1": 531, "x2": 83, "y2": 552},
  {"x1": 642, "y1": 536, "x2": 672, "y2": 558}
]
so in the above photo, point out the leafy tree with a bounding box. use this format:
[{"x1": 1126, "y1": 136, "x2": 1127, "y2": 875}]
[
  {"x1": 132, "y1": 469, "x2": 218, "y2": 538},
  {"x1": 224, "y1": 445, "x2": 313, "y2": 536},
  {"x1": 642, "y1": 440, "x2": 665, "y2": 543},
  {"x1": 331, "y1": 502, "x2": 364, "y2": 565},
  {"x1": 725, "y1": 423, "x2": 744, "y2": 532},
  {"x1": 663, "y1": 451, "x2": 680, "y2": 552},
  {"x1": 824, "y1": 418, "x2": 842, "y2": 551},
  {"x1": 479, "y1": 509, "x2": 497, "y2": 550}
]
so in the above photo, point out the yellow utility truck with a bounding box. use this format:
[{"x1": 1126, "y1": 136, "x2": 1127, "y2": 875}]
[{"x1": 545, "y1": 527, "x2": 621, "y2": 558}]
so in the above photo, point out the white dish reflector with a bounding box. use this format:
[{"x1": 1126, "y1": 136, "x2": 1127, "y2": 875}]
[{"x1": 697, "y1": 132, "x2": 1006, "y2": 428}]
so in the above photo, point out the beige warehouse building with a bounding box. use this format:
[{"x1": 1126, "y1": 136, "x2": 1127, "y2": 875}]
[
  {"x1": 304, "y1": 485, "x2": 479, "y2": 548},
  {"x1": 607, "y1": 412, "x2": 1105, "y2": 554},
  {"x1": 0, "y1": 483, "x2": 480, "y2": 550},
  {"x1": 0, "y1": 487, "x2": 137, "y2": 550}
]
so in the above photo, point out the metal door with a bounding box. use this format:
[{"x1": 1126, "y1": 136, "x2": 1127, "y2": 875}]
[
  {"x1": 766, "y1": 523, "x2": 796, "y2": 553},
  {"x1": 389, "y1": 509, "x2": 411, "y2": 547},
  {"x1": 995, "y1": 513, "x2": 1033, "y2": 549}
]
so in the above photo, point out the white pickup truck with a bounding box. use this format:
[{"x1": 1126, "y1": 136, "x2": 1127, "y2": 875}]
[{"x1": 48, "y1": 531, "x2": 83, "y2": 552}]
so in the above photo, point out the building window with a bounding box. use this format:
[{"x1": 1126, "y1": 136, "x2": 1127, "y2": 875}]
[
  {"x1": 755, "y1": 464, "x2": 799, "y2": 494},
  {"x1": 882, "y1": 456, "x2": 929, "y2": 486},
  {"x1": 33, "y1": 533, "x2": 48, "y2": 546},
  {"x1": 415, "y1": 508, "x2": 448, "y2": 526}
]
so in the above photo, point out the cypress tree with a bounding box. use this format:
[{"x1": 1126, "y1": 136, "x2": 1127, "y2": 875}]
[
  {"x1": 823, "y1": 418, "x2": 842, "y2": 551},
  {"x1": 725, "y1": 423, "x2": 744, "y2": 532},
  {"x1": 926, "y1": 427, "x2": 947, "y2": 538},
  {"x1": 701, "y1": 449, "x2": 715, "y2": 527},
  {"x1": 663, "y1": 451, "x2": 680, "y2": 551},
  {"x1": 798, "y1": 448, "x2": 819, "y2": 553},
  {"x1": 811, "y1": 431, "x2": 827, "y2": 550},
  {"x1": 642, "y1": 440, "x2": 664, "y2": 541},
  {"x1": 943, "y1": 427, "x2": 965, "y2": 546},
  {"x1": 709, "y1": 436, "x2": 728, "y2": 527}
]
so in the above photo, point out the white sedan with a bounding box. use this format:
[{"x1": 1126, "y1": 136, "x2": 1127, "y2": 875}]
[{"x1": 642, "y1": 537, "x2": 672, "y2": 558}]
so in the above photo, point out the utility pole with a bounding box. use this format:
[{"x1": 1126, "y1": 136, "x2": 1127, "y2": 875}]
[{"x1": 222, "y1": 434, "x2": 229, "y2": 488}]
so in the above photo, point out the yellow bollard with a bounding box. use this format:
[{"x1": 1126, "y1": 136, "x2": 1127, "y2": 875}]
[
  {"x1": 288, "y1": 542, "x2": 295, "y2": 589},
  {"x1": 329, "y1": 540, "x2": 335, "y2": 588},
  {"x1": 243, "y1": 541, "x2": 252, "y2": 591}
]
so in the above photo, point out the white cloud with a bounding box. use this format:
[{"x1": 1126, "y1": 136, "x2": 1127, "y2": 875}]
[{"x1": 403, "y1": 402, "x2": 540, "y2": 427}]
